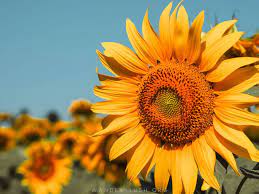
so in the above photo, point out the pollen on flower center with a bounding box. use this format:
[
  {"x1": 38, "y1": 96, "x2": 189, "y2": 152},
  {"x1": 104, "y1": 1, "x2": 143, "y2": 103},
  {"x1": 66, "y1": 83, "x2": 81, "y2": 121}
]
[
  {"x1": 153, "y1": 88, "x2": 182, "y2": 118},
  {"x1": 138, "y1": 62, "x2": 215, "y2": 147}
]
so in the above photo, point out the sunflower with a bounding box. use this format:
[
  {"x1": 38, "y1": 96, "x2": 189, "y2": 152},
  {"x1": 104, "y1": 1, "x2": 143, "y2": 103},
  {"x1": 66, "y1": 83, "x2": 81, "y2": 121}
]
[
  {"x1": 0, "y1": 113, "x2": 12, "y2": 122},
  {"x1": 77, "y1": 134, "x2": 127, "y2": 185},
  {"x1": 68, "y1": 99, "x2": 94, "y2": 118},
  {"x1": 0, "y1": 127, "x2": 16, "y2": 151},
  {"x1": 13, "y1": 113, "x2": 32, "y2": 129},
  {"x1": 82, "y1": 116, "x2": 103, "y2": 135},
  {"x1": 18, "y1": 141, "x2": 72, "y2": 194},
  {"x1": 50, "y1": 120, "x2": 70, "y2": 135},
  {"x1": 55, "y1": 131, "x2": 84, "y2": 158},
  {"x1": 230, "y1": 33, "x2": 259, "y2": 57},
  {"x1": 18, "y1": 124, "x2": 47, "y2": 145},
  {"x1": 92, "y1": 2, "x2": 259, "y2": 193}
]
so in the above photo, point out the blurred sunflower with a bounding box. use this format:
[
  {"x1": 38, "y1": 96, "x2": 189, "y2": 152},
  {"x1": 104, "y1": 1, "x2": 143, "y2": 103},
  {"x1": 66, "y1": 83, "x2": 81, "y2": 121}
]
[
  {"x1": 0, "y1": 113, "x2": 12, "y2": 122},
  {"x1": 0, "y1": 127, "x2": 16, "y2": 151},
  {"x1": 13, "y1": 113, "x2": 32, "y2": 129},
  {"x1": 92, "y1": 2, "x2": 259, "y2": 193},
  {"x1": 76, "y1": 134, "x2": 127, "y2": 185},
  {"x1": 82, "y1": 116, "x2": 103, "y2": 135},
  {"x1": 68, "y1": 99, "x2": 94, "y2": 118},
  {"x1": 18, "y1": 124, "x2": 47, "y2": 145},
  {"x1": 69, "y1": 99, "x2": 96, "y2": 129},
  {"x1": 18, "y1": 141, "x2": 72, "y2": 194},
  {"x1": 230, "y1": 33, "x2": 259, "y2": 57},
  {"x1": 56, "y1": 131, "x2": 84, "y2": 159},
  {"x1": 50, "y1": 120, "x2": 70, "y2": 135}
]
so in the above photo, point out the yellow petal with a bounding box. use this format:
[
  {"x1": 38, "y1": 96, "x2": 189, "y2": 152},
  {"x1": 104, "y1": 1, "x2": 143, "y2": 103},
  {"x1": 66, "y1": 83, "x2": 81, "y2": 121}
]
[
  {"x1": 126, "y1": 135, "x2": 156, "y2": 181},
  {"x1": 96, "y1": 50, "x2": 137, "y2": 77},
  {"x1": 102, "y1": 42, "x2": 148, "y2": 74},
  {"x1": 214, "y1": 106, "x2": 259, "y2": 126},
  {"x1": 159, "y1": 2, "x2": 172, "y2": 59},
  {"x1": 192, "y1": 135, "x2": 220, "y2": 191},
  {"x1": 186, "y1": 11, "x2": 204, "y2": 64},
  {"x1": 170, "y1": 149, "x2": 183, "y2": 194},
  {"x1": 93, "y1": 113, "x2": 139, "y2": 136},
  {"x1": 201, "y1": 181, "x2": 211, "y2": 191},
  {"x1": 174, "y1": 6, "x2": 189, "y2": 61},
  {"x1": 91, "y1": 100, "x2": 137, "y2": 115},
  {"x1": 213, "y1": 66, "x2": 258, "y2": 91},
  {"x1": 126, "y1": 19, "x2": 157, "y2": 65},
  {"x1": 109, "y1": 125, "x2": 145, "y2": 160},
  {"x1": 94, "y1": 85, "x2": 137, "y2": 100},
  {"x1": 180, "y1": 145, "x2": 198, "y2": 194},
  {"x1": 154, "y1": 148, "x2": 170, "y2": 192},
  {"x1": 142, "y1": 10, "x2": 164, "y2": 61},
  {"x1": 205, "y1": 128, "x2": 240, "y2": 175},
  {"x1": 215, "y1": 93, "x2": 259, "y2": 107},
  {"x1": 200, "y1": 32, "x2": 243, "y2": 72},
  {"x1": 202, "y1": 20, "x2": 237, "y2": 46},
  {"x1": 97, "y1": 76, "x2": 139, "y2": 90},
  {"x1": 206, "y1": 57, "x2": 259, "y2": 82},
  {"x1": 170, "y1": 1, "x2": 183, "y2": 58},
  {"x1": 221, "y1": 73, "x2": 259, "y2": 94},
  {"x1": 141, "y1": 146, "x2": 159, "y2": 180},
  {"x1": 213, "y1": 117, "x2": 259, "y2": 161}
]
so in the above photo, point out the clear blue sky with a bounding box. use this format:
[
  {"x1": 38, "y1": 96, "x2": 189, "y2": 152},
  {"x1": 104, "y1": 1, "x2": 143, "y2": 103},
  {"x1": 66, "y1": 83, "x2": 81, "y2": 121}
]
[{"x1": 0, "y1": 0, "x2": 258, "y2": 119}]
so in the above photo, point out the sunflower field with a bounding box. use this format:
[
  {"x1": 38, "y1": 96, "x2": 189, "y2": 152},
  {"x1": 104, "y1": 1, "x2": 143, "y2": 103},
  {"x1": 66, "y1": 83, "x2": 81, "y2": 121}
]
[{"x1": 1, "y1": 1, "x2": 259, "y2": 194}]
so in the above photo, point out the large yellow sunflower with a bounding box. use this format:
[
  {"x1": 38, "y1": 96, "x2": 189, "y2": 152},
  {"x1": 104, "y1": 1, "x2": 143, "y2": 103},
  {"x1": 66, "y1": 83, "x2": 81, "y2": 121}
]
[
  {"x1": 92, "y1": 2, "x2": 259, "y2": 193},
  {"x1": 18, "y1": 141, "x2": 72, "y2": 194}
]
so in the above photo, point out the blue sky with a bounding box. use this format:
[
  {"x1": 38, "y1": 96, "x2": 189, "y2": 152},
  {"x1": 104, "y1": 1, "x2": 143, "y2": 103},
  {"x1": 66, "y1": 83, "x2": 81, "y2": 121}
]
[{"x1": 0, "y1": 0, "x2": 258, "y2": 119}]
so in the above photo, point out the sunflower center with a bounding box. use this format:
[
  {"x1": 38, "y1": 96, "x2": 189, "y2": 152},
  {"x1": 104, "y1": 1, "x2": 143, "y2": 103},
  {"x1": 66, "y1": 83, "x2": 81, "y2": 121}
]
[
  {"x1": 153, "y1": 88, "x2": 182, "y2": 118},
  {"x1": 33, "y1": 157, "x2": 55, "y2": 180},
  {"x1": 138, "y1": 62, "x2": 214, "y2": 147},
  {"x1": 0, "y1": 136, "x2": 8, "y2": 150}
]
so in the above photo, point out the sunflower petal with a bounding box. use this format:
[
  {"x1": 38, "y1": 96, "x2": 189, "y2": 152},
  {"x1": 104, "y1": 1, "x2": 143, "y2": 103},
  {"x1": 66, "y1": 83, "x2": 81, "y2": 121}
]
[
  {"x1": 200, "y1": 32, "x2": 243, "y2": 72},
  {"x1": 174, "y1": 6, "x2": 189, "y2": 61},
  {"x1": 170, "y1": 1, "x2": 183, "y2": 53},
  {"x1": 109, "y1": 125, "x2": 145, "y2": 160},
  {"x1": 159, "y1": 2, "x2": 173, "y2": 59},
  {"x1": 93, "y1": 113, "x2": 139, "y2": 136},
  {"x1": 186, "y1": 11, "x2": 204, "y2": 64},
  {"x1": 141, "y1": 145, "x2": 158, "y2": 180},
  {"x1": 180, "y1": 145, "x2": 198, "y2": 194},
  {"x1": 126, "y1": 19, "x2": 157, "y2": 65},
  {"x1": 201, "y1": 20, "x2": 237, "y2": 46},
  {"x1": 192, "y1": 135, "x2": 220, "y2": 190},
  {"x1": 170, "y1": 149, "x2": 183, "y2": 194},
  {"x1": 213, "y1": 66, "x2": 258, "y2": 91},
  {"x1": 215, "y1": 93, "x2": 259, "y2": 107},
  {"x1": 213, "y1": 117, "x2": 259, "y2": 161},
  {"x1": 142, "y1": 10, "x2": 164, "y2": 61},
  {"x1": 91, "y1": 100, "x2": 137, "y2": 115},
  {"x1": 154, "y1": 148, "x2": 170, "y2": 192},
  {"x1": 221, "y1": 72, "x2": 259, "y2": 94},
  {"x1": 205, "y1": 128, "x2": 240, "y2": 175},
  {"x1": 96, "y1": 50, "x2": 137, "y2": 77},
  {"x1": 102, "y1": 42, "x2": 148, "y2": 74},
  {"x1": 206, "y1": 57, "x2": 259, "y2": 82},
  {"x1": 94, "y1": 85, "x2": 137, "y2": 100},
  {"x1": 126, "y1": 135, "x2": 156, "y2": 181},
  {"x1": 214, "y1": 106, "x2": 259, "y2": 126}
]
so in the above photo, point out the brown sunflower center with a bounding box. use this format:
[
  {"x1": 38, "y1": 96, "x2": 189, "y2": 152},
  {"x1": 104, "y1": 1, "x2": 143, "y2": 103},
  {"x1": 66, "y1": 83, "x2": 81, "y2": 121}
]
[
  {"x1": 138, "y1": 62, "x2": 215, "y2": 147},
  {"x1": 0, "y1": 135, "x2": 8, "y2": 150},
  {"x1": 33, "y1": 156, "x2": 55, "y2": 180}
]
